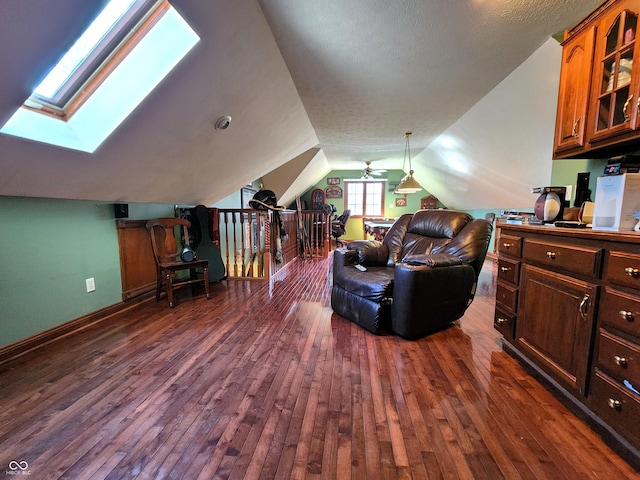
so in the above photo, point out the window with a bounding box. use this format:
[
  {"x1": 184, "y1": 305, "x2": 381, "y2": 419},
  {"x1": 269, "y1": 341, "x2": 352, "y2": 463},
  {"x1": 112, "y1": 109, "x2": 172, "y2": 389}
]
[
  {"x1": 0, "y1": 0, "x2": 199, "y2": 153},
  {"x1": 345, "y1": 181, "x2": 384, "y2": 217},
  {"x1": 29, "y1": 0, "x2": 160, "y2": 116}
]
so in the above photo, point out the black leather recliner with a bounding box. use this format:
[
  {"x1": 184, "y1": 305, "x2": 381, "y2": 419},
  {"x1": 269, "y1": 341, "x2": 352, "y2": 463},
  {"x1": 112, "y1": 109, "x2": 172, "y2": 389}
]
[{"x1": 331, "y1": 210, "x2": 492, "y2": 339}]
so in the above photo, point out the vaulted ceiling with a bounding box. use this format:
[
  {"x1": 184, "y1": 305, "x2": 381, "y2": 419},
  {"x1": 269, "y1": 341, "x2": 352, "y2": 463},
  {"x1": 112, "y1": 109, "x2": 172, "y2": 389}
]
[{"x1": 0, "y1": 0, "x2": 602, "y2": 209}]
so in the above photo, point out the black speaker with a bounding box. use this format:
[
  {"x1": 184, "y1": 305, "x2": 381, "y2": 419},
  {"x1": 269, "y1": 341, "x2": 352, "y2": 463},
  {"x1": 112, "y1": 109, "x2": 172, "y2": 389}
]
[
  {"x1": 114, "y1": 203, "x2": 129, "y2": 218},
  {"x1": 574, "y1": 172, "x2": 591, "y2": 207}
]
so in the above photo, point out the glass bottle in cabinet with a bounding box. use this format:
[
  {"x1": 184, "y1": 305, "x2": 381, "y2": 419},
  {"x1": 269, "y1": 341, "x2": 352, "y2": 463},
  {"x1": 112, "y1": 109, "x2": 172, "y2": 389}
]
[{"x1": 593, "y1": 4, "x2": 639, "y2": 141}]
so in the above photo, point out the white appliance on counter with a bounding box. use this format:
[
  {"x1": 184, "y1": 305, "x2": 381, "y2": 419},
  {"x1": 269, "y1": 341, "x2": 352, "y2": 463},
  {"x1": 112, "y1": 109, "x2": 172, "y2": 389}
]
[{"x1": 592, "y1": 173, "x2": 640, "y2": 231}]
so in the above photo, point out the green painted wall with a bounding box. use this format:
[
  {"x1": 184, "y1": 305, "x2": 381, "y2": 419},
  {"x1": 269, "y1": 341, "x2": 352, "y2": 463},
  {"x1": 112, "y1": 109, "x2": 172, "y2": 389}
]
[
  {"x1": 550, "y1": 158, "x2": 607, "y2": 205},
  {"x1": 0, "y1": 196, "x2": 174, "y2": 348}
]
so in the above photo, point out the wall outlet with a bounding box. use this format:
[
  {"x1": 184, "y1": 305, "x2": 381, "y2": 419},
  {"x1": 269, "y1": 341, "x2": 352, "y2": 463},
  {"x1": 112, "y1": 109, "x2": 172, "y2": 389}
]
[{"x1": 86, "y1": 277, "x2": 96, "y2": 293}]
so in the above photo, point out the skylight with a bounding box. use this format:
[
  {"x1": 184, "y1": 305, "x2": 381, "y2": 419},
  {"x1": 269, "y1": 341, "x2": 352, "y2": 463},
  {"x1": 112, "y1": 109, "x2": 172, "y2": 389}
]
[
  {"x1": 33, "y1": 0, "x2": 139, "y2": 101},
  {"x1": 0, "y1": 0, "x2": 200, "y2": 153}
]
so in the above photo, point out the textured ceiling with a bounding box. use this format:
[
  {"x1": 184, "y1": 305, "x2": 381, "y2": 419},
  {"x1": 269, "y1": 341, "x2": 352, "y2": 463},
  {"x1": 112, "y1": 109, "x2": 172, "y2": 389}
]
[
  {"x1": 259, "y1": 0, "x2": 603, "y2": 171},
  {"x1": 0, "y1": 0, "x2": 604, "y2": 209}
]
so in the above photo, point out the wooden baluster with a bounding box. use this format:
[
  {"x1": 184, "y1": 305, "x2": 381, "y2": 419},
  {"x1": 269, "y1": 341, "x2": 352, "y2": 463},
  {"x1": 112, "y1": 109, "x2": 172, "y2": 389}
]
[
  {"x1": 232, "y1": 211, "x2": 239, "y2": 278},
  {"x1": 223, "y1": 211, "x2": 231, "y2": 277},
  {"x1": 323, "y1": 213, "x2": 330, "y2": 257},
  {"x1": 264, "y1": 211, "x2": 271, "y2": 280}
]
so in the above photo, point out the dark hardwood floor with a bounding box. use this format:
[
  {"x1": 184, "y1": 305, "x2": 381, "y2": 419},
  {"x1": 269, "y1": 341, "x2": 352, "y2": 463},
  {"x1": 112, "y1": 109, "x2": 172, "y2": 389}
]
[{"x1": 1, "y1": 255, "x2": 639, "y2": 479}]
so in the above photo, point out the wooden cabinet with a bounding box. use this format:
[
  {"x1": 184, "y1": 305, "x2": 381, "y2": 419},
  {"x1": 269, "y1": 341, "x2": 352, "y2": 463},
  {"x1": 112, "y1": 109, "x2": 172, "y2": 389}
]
[
  {"x1": 517, "y1": 264, "x2": 598, "y2": 395},
  {"x1": 554, "y1": 25, "x2": 595, "y2": 156},
  {"x1": 494, "y1": 224, "x2": 640, "y2": 460},
  {"x1": 511, "y1": 234, "x2": 602, "y2": 396},
  {"x1": 553, "y1": 0, "x2": 640, "y2": 158},
  {"x1": 590, "y1": 1, "x2": 640, "y2": 144},
  {"x1": 493, "y1": 231, "x2": 523, "y2": 340},
  {"x1": 116, "y1": 220, "x2": 157, "y2": 301},
  {"x1": 420, "y1": 195, "x2": 438, "y2": 209},
  {"x1": 590, "y1": 249, "x2": 640, "y2": 445}
]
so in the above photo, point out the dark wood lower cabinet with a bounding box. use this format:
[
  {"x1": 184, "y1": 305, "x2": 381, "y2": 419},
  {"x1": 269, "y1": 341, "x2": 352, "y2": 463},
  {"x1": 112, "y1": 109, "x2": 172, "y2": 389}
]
[
  {"x1": 517, "y1": 264, "x2": 598, "y2": 396},
  {"x1": 494, "y1": 223, "x2": 640, "y2": 464}
]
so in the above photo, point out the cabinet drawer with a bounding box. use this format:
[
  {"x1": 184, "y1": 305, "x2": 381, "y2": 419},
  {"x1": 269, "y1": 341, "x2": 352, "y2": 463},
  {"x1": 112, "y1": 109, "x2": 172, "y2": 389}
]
[
  {"x1": 523, "y1": 239, "x2": 602, "y2": 278},
  {"x1": 497, "y1": 257, "x2": 520, "y2": 285},
  {"x1": 599, "y1": 288, "x2": 640, "y2": 336},
  {"x1": 496, "y1": 282, "x2": 518, "y2": 312},
  {"x1": 498, "y1": 234, "x2": 522, "y2": 258},
  {"x1": 590, "y1": 370, "x2": 640, "y2": 445},
  {"x1": 597, "y1": 329, "x2": 640, "y2": 387},
  {"x1": 494, "y1": 306, "x2": 515, "y2": 339},
  {"x1": 606, "y1": 251, "x2": 640, "y2": 290}
]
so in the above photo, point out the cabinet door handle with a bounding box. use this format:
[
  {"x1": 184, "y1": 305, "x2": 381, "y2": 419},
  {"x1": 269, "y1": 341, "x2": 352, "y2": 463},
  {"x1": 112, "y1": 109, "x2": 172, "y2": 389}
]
[
  {"x1": 624, "y1": 95, "x2": 633, "y2": 121},
  {"x1": 579, "y1": 294, "x2": 589, "y2": 321},
  {"x1": 496, "y1": 317, "x2": 508, "y2": 325},
  {"x1": 619, "y1": 310, "x2": 634, "y2": 321},
  {"x1": 614, "y1": 355, "x2": 628, "y2": 367},
  {"x1": 546, "y1": 251, "x2": 556, "y2": 260},
  {"x1": 502, "y1": 242, "x2": 512, "y2": 249},
  {"x1": 572, "y1": 117, "x2": 580, "y2": 138},
  {"x1": 608, "y1": 398, "x2": 622, "y2": 410},
  {"x1": 624, "y1": 266, "x2": 639, "y2": 277},
  {"x1": 500, "y1": 266, "x2": 510, "y2": 273}
]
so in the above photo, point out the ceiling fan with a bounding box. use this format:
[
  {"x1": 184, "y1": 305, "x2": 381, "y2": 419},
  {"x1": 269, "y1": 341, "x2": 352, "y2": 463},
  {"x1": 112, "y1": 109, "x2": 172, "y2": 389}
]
[{"x1": 361, "y1": 161, "x2": 387, "y2": 179}]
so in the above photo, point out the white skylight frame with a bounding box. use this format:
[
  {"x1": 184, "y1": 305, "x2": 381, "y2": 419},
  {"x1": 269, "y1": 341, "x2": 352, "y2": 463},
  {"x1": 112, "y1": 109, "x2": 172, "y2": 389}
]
[{"x1": 0, "y1": 0, "x2": 200, "y2": 153}]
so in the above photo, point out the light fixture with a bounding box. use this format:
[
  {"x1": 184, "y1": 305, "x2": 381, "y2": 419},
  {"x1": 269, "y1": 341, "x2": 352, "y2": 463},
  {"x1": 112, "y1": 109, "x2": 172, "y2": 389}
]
[{"x1": 395, "y1": 132, "x2": 422, "y2": 195}]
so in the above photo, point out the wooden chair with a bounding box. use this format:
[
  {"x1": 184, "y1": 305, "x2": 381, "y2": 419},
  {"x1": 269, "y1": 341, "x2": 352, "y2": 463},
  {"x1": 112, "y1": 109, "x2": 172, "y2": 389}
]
[{"x1": 145, "y1": 218, "x2": 210, "y2": 307}]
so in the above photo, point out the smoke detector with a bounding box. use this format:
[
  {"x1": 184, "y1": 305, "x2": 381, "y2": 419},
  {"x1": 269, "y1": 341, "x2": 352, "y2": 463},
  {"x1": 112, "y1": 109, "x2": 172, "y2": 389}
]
[{"x1": 215, "y1": 115, "x2": 232, "y2": 130}]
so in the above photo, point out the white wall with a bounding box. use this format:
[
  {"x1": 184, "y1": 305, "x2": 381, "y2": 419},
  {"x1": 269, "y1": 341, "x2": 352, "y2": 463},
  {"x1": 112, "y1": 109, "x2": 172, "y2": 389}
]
[{"x1": 415, "y1": 38, "x2": 562, "y2": 211}]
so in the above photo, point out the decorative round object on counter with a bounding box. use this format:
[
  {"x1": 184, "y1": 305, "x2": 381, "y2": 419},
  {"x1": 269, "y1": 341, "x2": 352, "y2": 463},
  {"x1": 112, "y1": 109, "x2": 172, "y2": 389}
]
[{"x1": 534, "y1": 192, "x2": 561, "y2": 222}]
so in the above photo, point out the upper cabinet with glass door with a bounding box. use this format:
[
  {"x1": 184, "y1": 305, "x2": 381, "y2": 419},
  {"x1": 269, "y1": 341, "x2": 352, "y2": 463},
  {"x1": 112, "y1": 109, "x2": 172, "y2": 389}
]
[
  {"x1": 552, "y1": 0, "x2": 640, "y2": 159},
  {"x1": 590, "y1": 1, "x2": 640, "y2": 143}
]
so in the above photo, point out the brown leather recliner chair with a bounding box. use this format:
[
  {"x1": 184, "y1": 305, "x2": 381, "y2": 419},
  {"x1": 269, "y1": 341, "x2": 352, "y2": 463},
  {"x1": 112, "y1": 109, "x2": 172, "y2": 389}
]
[{"x1": 331, "y1": 210, "x2": 492, "y2": 339}]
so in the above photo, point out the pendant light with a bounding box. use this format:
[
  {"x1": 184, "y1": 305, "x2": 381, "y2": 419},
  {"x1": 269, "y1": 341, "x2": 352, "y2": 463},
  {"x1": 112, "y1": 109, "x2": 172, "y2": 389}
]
[{"x1": 395, "y1": 132, "x2": 422, "y2": 195}]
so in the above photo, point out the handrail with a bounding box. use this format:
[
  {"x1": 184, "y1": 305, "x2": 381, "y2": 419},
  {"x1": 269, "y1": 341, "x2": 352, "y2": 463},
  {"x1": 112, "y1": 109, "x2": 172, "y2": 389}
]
[{"x1": 217, "y1": 208, "x2": 333, "y2": 281}]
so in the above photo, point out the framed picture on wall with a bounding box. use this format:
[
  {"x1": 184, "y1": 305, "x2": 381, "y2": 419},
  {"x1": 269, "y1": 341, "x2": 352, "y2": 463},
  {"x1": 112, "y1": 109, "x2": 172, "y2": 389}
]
[
  {"x1": 325, "y1": 186, "x2": 343, "y2": 199},
  {"x1": 395, "y1": 197, "x2": 407, "y2": 207},
  {"x1": 327, "y1": 177, "x2": 340, "y2": 185}
]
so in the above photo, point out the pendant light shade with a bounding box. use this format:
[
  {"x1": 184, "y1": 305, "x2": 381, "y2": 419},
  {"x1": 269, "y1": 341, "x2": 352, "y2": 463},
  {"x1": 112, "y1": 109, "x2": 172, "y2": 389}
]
[{"x1": 395, "y1": 132, "x2": 422, "y2": 195}]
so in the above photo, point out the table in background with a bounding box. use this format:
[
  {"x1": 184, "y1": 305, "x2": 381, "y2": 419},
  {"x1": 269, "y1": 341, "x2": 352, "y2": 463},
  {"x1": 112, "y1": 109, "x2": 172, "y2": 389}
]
[{"x1": 363, "y1": 218, "x2": 396, "y2": 241}]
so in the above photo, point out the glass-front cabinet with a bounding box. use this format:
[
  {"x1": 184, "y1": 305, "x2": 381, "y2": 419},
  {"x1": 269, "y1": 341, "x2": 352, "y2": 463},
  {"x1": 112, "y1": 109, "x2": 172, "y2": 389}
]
[
  {"x1": 591, "y1": 2, "x2": 640, "y2": 143},
  {"x1": 553, "y1": 0, "x2": 640, "y2": 159}
]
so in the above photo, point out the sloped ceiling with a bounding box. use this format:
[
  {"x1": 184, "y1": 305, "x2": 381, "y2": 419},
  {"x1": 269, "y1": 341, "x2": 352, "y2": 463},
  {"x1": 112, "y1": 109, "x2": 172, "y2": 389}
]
[
  {"x1": 0, "y1": 0, "x2": 318, "y2": 206},
  {"x1": 0, "y1": 0, "x2": 603, "y2": 208}
]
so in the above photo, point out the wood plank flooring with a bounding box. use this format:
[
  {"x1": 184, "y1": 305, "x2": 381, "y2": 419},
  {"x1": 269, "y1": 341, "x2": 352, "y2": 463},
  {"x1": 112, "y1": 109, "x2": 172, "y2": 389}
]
[{"x1": 0, "y1": 255, "x2": 639, "y2": 479}]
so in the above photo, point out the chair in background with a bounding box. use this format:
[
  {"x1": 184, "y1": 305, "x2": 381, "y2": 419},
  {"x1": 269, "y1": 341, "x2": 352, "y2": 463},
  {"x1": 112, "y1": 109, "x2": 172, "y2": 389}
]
[
  {"x1": 145, "y1": 218, "x2": 210, "y2": 307},
  {"x1": 331, "y1": 209, "x2": 351, "y2": 247}
]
